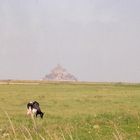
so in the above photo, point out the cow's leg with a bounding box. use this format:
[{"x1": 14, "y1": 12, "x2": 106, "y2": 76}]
[
  {"x1": 36, "y1": 113, "x2": 38, "y2": 117},
  {"x1": 40, "y1": 112, "x2": 44, "y2": 118}
]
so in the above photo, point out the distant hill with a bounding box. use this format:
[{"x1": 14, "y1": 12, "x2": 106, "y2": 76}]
[{"x1": 43, "y1": 65, "x2": 77, "y2": 82}]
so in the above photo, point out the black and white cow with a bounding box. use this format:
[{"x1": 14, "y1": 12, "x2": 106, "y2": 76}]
[{"x1": 27, "y1": 101, "x2": 44, "y2": 118}]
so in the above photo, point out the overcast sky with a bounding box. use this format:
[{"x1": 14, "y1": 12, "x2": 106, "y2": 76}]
[{"x1": 0, "y1": 0, "x2": 140, "y2": 82}]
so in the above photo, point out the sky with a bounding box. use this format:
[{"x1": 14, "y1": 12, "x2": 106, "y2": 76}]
[{"x1": 0, "y1": 0, "x2": 140, "y2": 82}]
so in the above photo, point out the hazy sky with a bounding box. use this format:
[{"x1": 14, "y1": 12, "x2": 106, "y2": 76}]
[{"x1": 0, "y1": 0, "x2": 140, "y2": 82}]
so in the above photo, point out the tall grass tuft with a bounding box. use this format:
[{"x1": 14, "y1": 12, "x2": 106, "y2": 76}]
[
  {"x1": 5, "y1": 111, "x2": 17, "y2": 139},
  {"x1": 22, "y1": 125, "x2": 33, "y2": 140},
  {"x1": 110, "y1": 121, "x2": 123, "y2": 140}
]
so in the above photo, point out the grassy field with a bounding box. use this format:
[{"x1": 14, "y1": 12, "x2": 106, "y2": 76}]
[{"x1": 0, "y1": 82, "x2": 140, "y2": 140}]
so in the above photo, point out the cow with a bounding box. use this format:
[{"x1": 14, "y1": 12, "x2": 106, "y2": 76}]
[{"x1": 27, "y1": 101, "x2": 44, "y2": 118}]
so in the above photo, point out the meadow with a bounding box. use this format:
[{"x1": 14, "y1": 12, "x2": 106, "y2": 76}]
[{"x1": 0, "y1": 81, "x2": 140, "y2": 140}]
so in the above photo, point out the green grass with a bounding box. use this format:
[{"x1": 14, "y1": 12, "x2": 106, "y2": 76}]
[{"x1": 0, "y1": 82, "x2": 140, "y2": 139}]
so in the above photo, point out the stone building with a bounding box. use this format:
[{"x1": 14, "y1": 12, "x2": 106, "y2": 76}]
[{"x1": 43, "y1": 65, "x2": 77, "y2": 82}]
